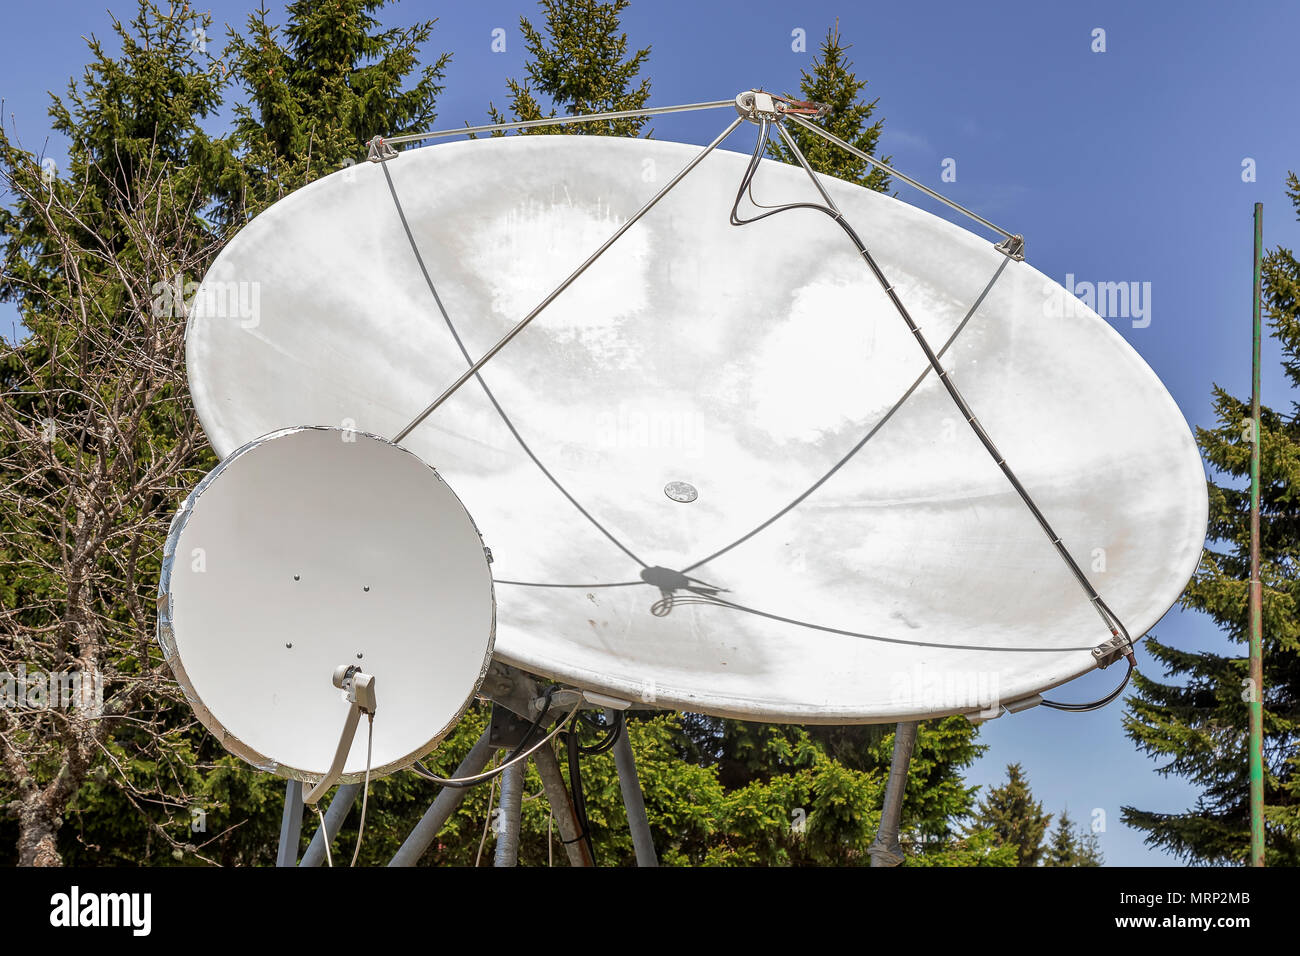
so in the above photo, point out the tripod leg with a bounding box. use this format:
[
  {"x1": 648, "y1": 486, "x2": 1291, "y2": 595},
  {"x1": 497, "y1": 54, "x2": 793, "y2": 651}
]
[{"x1": 868, "y1": 721, "x2": 919, "y2": 868}]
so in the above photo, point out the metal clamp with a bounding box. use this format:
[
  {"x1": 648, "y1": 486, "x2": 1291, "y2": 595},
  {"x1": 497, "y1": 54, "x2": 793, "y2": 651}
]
[
  {"x1": 1091, "y1": 633, "x2": 1135, "y2": 670},
  {"x1": 366, "y1": 135, "x2": 398, "y2": 163},
  {"x1": 733, "y1": 89, "x2": 828, "y2": 125},
  {"x1": 994, "y1": 234, "x2": 1025, "y2": 261}
]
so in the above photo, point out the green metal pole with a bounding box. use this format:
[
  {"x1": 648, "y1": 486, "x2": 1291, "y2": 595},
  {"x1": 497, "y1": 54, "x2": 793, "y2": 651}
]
[{"x1": 1249, "y1": 202, "x2": 1265, "y2": 867}]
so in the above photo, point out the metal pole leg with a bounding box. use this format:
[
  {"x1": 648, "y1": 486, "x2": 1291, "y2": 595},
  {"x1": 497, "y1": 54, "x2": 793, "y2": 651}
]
[
  {"x1": 534, "y1": 743, "x2": 593, "y2": 867},
  {"x1": 388, "y1": 728, "x2": 495, "y2": 867},
  {"x1": 299, "y1": 783, "x2": 362, "y2": 867},
  {"x1": 869, "y1": 721, "x2": 919, "y2": 868},
  {"x1": 276, "y1": 779, "x2": 304, "y2": 867},
  {"x1": 494, "y1": 756, "x2": 526, "y2": 867},
  {"x1": 610, "y1": 710, "x2": 658, "y2": 867}
]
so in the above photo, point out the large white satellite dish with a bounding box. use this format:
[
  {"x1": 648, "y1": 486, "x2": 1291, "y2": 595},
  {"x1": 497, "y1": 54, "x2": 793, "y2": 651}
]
[
  {"x1": 184, "y1": 130, "x2": 1206, "y2": 723},
  {"x1": 157, "y1": 426, "x2": 495, "y2": 780}
]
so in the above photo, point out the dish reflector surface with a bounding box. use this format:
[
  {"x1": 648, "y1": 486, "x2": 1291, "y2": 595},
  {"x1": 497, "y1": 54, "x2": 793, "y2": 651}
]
[
  {"x1": 185, "y1": 135, "x2": 1206, "y2": 722},
  {"x1": 158, "y1": 426, "x2": 495, "y2": 778}
]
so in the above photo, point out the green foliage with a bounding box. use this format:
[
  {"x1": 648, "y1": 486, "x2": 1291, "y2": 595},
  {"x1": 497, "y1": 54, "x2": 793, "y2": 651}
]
[
  {"x1": 975, "y1": 763, "x2": 1052, "y2": 866},
  {"x1": 1123, "y1": 173, "x2": 1300, "y2": 865},
  {"x1": 766, "y1": 21, "x2": 890, "y2": 191},
  {"x1": 487, "y1": 0, "x2": 651, "y2": 136},
  {"x1": 275, "y1": 712, "x2": 1012, "y2": 868},
  {"x1": 905, "y1": 826, "x2": 1018, "y2": 867},
  {"x1": 0, "y1": 2, "x2": 235, "y2": 320},
  {"x1": 223, "y1": 0, "x2": 449, "y2": 217},
  {"x1": 1043, "y1": 809, "x2": 1103, "y2": 867},
  {"x1": 669, "y1": 716, "x2": 1000, "y2": 866}
]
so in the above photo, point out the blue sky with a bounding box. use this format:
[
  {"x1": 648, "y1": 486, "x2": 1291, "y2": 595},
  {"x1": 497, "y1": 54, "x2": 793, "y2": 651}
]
[{"x1": 3, "y1": 0, "x2": 1298, "y2": 865}]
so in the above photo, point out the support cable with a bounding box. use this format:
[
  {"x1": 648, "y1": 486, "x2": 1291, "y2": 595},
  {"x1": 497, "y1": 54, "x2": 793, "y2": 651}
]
[
  {"x1": 381, "y1": 99, "x2": 737, "y2": 147},
  {"x1": 784, "y1": 111, "x2": 1021, "y2": 250},
  {"x1": 392, "y1": 116, "x2": 744, "y2": 442},
  {"x1": 380, "y1": 163, "x2": 650, "y2": 569},
  {"x1": 735, "y1": 117, "x2": 1134, "y2": 709}
]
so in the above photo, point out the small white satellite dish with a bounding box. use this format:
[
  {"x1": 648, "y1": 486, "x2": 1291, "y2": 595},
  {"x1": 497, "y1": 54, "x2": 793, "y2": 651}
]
[
  {"x1": 185, "y1": 134, "x2": 1206, "y2": 722},
  {"x1": 157, "y1": 426, "x2": 495, "y2": 780}
]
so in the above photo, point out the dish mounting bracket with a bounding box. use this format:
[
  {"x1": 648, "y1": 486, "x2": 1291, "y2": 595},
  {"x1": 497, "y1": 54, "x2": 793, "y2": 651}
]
[
  {"x1": 733, "y1": 89, "x2": 828, "y2": 126},
  {"x1": 366, "y1": 135, "x2": 399, "y2": 164},
  {"x1": 994, "y1": 233, "x2": 1026, "y2": 261}
]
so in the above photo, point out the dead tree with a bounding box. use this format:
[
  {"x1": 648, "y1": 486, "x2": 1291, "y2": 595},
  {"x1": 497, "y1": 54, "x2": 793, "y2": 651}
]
[{"x1": 1, "y1": 138, "x2": 231, "y2": 865}]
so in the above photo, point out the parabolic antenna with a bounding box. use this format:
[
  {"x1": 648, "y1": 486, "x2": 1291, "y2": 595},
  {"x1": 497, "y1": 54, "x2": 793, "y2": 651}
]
[
  {"x1": 185, "y1": 131, "x2": 1206, "y2": 723},
  {"x1": 157, "y1": 426, "x2": 495, "y2": 779}
]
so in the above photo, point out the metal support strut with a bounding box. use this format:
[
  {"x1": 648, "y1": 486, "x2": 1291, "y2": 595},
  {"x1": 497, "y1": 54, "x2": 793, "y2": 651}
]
[
  {"x1": 494, "y1": 757, "x2": 526, "y2": 867},
  {"x1": 784, "y1": 110, "x2": 1024, "y2": 257},
  {"x1": 609, "y1": 708, "x2": 658, "y2": 867},
  {"x1": 868, "y1": 721, "x2": 919, "y2": 867},
  {"x1": 275, "y1": 779, "x2": 304, "y2": 867},
  {"x1": 534, "y1": 743, "x2": 595, "y2": 867},
  {"x1": 388, "y1": 728, "x2": 495, "y2": 866},
  {"x1": 382, "y1": 99, "x2": 737, "y2": 146},
  {"x1": 1248, "y1": 202, "x2": 1266, "y2": 867},
  {"x1": 300, "y1": 783, "x2": 362, "y2": 867}
]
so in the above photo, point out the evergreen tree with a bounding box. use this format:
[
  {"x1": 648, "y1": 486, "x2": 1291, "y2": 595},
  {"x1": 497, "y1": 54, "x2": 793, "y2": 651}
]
[
  {"x1": 1044, "y1": 809, "x2": 1103, "y2": 867},
  {"x1": 975, "y1": 763, "x2": 1052, "y2": 866},
  {"x1": 487, "y1": 0, "x2": 651, "y2": 137},
  {"x1": 1122, "y1": 173, "x2": 1300, "y2": 865},
  {"x1": 766, "y1": 21, "x2": 890, "y2": 192},
  {"x1": 0, "y1": 0, "x2": 453, "y2": 866},
  {"x1": 0, "y1": 2, "x2": 238, "y2": 312},
  {"x1": 675, "y1": 715, "x2": 997, "y2": 864},
  {"x1": 224, "y1": 0, "x2": 450, "y2": 218}
]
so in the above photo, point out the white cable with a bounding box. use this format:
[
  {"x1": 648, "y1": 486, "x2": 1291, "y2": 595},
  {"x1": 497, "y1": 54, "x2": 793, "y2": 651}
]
[
  {"x1": 350, "y1": 713, "x2": 374, "y2": 867},
  {"x1": 313, "y1": 805, "x2": 333, "y2": 868},
  {"x1": 475, "y1": 772, "x2": 499, "y2": 867},
  {"x1": 412, "y1": 699, "x2": 582, "y2": 787}
]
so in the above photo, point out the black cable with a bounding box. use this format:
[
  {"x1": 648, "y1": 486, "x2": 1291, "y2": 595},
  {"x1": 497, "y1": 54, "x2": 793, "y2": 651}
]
[
  {"x1": 579, "y1": 710, "x2": 624, "y2": 756},
  {"x1": 507, "y1": 685, "x2": 558, "y2": 760},
  {"x1": 563, "y1": 712, "x2": 599, "y2": 864},
  {"x1": 1039, "y1": 659, "x2": 1134, "y2": 712}
]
